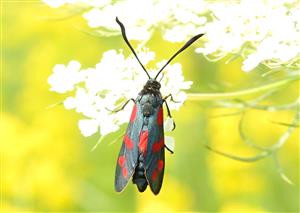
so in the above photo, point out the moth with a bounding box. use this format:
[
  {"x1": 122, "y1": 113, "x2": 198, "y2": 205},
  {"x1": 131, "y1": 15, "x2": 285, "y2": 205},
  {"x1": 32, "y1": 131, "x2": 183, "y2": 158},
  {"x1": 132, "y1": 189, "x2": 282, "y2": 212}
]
[{"x1": 114, "y1": 17, "x2": 203, "y2": 195}]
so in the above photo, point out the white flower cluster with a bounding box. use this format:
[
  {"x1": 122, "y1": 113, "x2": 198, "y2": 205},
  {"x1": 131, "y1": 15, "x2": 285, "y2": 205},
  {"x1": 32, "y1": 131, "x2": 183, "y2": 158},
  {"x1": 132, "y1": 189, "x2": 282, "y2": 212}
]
[
  {"x1": 43, "y1": 0, "x2": 207, "y2": 40},
  {"x1": 48, "y1": 49, "x2": 192, "y2": 137},
  {"x1": 195, "y1": 0, "x2": 300, "y2": 71},
  {"x1": 43, "y1": 0, "x2": 300, "y2": 72}
]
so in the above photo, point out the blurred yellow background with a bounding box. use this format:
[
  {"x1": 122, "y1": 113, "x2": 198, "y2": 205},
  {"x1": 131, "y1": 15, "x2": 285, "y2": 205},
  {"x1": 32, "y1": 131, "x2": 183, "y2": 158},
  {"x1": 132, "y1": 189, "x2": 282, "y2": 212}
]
[{"x1": 1, "y1": 2, "x2": 299, "y2": 212}]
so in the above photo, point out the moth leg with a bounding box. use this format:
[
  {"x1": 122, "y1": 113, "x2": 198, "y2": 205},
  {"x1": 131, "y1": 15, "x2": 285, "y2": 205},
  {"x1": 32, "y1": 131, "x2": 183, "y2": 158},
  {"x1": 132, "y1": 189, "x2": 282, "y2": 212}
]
[
  {"x1": 162, "y1": 100, "x2": 176, "y2": 131},
  {"x1": 163, "y1": 94, "x2": 181, "y2": 103},
  {"x1": 164, "y1": 144, "x2": 174, "y2": 154},
  {"x1": 107, "y1": 98, "x2": 136, "y2": 113}
]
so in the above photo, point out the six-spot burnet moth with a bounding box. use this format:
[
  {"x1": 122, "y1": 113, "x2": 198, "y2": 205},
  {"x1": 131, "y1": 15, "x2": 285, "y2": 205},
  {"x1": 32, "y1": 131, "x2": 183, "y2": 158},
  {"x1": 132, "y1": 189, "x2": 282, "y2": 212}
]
[{"x1": 114, "y1": 17, "x2": 204, "y2": 195}]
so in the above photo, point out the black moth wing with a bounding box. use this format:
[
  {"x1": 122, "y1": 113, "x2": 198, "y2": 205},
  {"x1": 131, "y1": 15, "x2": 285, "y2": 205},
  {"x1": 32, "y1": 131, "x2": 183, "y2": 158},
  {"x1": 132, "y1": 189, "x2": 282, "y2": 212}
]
[
  {"x1": 145, "y1": 105, "x2": 165, "y2": 195},
  {"x1": 115, "y1": 103, "x2": 143, "y2": 192}
]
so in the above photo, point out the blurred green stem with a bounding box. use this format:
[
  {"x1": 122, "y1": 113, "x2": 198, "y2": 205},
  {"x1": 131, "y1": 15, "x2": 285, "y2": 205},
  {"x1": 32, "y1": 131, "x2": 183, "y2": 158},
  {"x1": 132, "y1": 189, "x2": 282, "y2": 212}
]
[{"x1": 187, "y1": 75, "x2": 299, "y2": 101}]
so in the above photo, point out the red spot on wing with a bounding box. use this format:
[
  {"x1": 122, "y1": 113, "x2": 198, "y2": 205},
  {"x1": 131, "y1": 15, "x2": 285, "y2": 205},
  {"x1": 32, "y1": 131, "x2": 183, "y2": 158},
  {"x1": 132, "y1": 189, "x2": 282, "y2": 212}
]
[
  {"x1": 122, "y1": 167, "x2": 128, "y2": 178},
  {"x1": 157, "y1": 107, "x2": 163, "y2": 126},
  {"x1": 124, "y1": 135, "x2": 134, "y2": 149},
  {"x1": 130, "y1": 104, "x2": 137, "y2": 123},
  {"x1": 158, "y1": 160, "x2": 164, "y2": 171},
  {"x1": 151, "y1": 170, "x2": 158, "y2": 181},
  {"x1": 118, "y1": 155, "x2": 125, "y2": 167},
  {"x1": 152, "y1": 138, "x2": 164, "y2": 152},
  {"x1": 139, "y1": 130, "x2": 148, "y2": 154}
]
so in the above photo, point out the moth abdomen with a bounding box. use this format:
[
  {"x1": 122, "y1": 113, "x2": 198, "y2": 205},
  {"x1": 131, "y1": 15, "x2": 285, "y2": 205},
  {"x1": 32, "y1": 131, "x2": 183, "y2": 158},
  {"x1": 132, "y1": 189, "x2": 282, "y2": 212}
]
[{"x1": 132, "y1": 154, "x2": 148, "y2": 192}]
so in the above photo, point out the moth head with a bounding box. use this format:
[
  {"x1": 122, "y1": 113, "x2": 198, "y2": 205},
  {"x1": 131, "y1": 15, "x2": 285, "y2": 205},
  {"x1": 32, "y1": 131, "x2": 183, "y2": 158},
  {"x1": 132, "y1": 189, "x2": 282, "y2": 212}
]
[{"x1": 145, "y1": 79, "x2": 161, "y2": 91}]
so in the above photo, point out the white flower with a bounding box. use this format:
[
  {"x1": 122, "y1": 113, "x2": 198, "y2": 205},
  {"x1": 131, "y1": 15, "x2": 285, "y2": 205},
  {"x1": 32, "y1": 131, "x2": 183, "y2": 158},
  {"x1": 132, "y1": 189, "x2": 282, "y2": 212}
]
[
  {"x1": 165, "y1": 136, "x2": 175, "y2": 153},
  {"x1": 43, "y1": 0, "x2": 300, "y2": 72},
  {"x1": 163, "y1": 117, "x2": 175, "y2": 153},
  {"x1": 63, "y1": 97, "x2": 77, "y2": 109},
  {"x1": 242, "y1": 54, "x2": 262, "y2": 72},
  {"x1": 47, "y1": 60, "x2": 84, "y2": 93},
  {"x1": 78, "y1": 119, "x2": 99, "y2": 137},
  {"x1": 164, "y1": 117, "x2": 175, "y2": 133},
  {"x1": 194, "y1": 0, "x2": 300, "y2": 71},
  {"x1": 45, "y1": 0, "x2": 300, "y2": 139},
  {"x1": 82, "y1": 0, "x2": 171, "y2": 40},
  {"x1": 48, "y1": 49, "x2": 192, "y2": 137}
]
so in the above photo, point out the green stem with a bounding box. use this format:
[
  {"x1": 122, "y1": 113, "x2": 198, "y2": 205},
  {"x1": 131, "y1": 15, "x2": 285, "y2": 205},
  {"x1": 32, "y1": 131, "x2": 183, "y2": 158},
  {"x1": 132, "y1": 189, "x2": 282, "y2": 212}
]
[
  {"x1": 187, "y1": 76, "x2": 299, "y2": 101},
  {"x1": 205, "y1": 144, "x2": 271, "y2": 162}
]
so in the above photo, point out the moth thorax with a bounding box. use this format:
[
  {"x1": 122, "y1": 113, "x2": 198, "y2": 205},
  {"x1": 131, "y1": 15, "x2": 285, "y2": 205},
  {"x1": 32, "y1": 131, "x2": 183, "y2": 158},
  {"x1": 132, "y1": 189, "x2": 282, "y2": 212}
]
[
  {"x1": 143, "y1": 103, "x2": 153, "y2": 117},
  {"x1": 143, "y1": 117, "x2": 149, "y2": 125}
]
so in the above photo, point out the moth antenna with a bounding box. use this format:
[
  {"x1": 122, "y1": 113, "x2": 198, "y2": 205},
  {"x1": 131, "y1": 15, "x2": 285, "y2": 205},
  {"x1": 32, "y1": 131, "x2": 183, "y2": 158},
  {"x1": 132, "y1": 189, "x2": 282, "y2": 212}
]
[
  {"x1": 116, "y1": 17, "x2": 151, "y2": 79},
  {"x1": 154, "y1": 33, "x2": 204, "y2": 80}
]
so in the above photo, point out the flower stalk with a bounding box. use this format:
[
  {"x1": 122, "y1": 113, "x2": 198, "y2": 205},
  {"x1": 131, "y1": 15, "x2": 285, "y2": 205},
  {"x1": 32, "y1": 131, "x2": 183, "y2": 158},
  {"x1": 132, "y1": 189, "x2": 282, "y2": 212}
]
[{"x1": 187, "y1": 75, "x2": 300, "y2": 101}]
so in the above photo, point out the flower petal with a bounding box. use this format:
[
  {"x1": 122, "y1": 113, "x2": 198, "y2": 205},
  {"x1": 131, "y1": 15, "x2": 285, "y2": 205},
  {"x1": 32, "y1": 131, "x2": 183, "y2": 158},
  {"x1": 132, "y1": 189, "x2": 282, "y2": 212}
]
[
  {"x1": 78, "y1": 119, "x2": 99, "y2": 137},
  {"x1": 63, "y1": 97, "x2": 77, "y2": 109},
  {"x1": 165, "y1": 136, "x2": 175, "y2": 153},
  {"x1": 164, "y1": 117, "x2": 175, "y2": 132}
]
